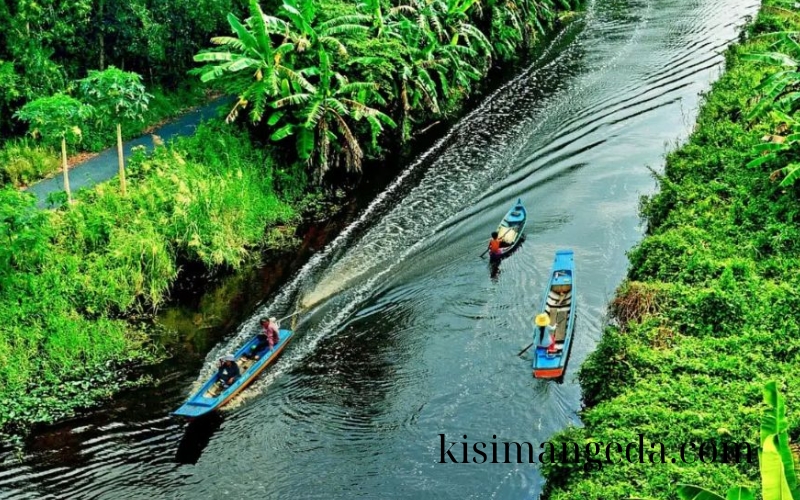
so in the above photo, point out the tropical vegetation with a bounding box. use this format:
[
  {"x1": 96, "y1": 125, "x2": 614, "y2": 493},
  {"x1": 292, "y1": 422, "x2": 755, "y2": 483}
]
[
  {"x1": 0, "y1": 123, "x2": 296, "y2": 439},
  {"x1": 0, "y1": 0, "x2": 580, "y2": 439},
  {"x1": 671, "y1": 382, "x2": 797, "y2": 500},
  {"x1": 541, "y1": 0, "x2": 800, "y2": 497},
  {"x1": 193, "y1": 0, "x2": 578, "y2": 181}
]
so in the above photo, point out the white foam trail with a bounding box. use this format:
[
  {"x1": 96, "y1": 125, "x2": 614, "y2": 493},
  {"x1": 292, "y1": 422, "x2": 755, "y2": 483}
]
[
  {"x1": 301, "y1": 0, "x2": 657, "y2": 305},
  {"x1": 197, "y1": 0, "x2": 648, "y2": 386},
  {"x1": 194, "y1": 21, "x2": 585, "y2": 384}
]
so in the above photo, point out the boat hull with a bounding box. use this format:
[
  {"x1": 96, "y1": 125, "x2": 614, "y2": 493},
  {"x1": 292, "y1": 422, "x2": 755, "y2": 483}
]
[
  {"x1": 492, "y1": 198, "x2": 527, "y2": 258},
  {"x1": 532, "y1": 250, "x2": 576, "y2": 379},
  {"x1": 172, "y1": 329, "x2": 294, "y2": 419}
]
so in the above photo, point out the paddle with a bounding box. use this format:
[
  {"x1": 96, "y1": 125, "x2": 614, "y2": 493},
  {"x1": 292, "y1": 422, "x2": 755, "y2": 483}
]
[
  {"x1": 517, "y1": 313, "x2": 568, "y2": 357},
  {"x1": 277, "y1": 310, "x2": 302, "y2": 323},
  {"x1": 480, "y1": 225, "x2": 512, "y2": 259}
]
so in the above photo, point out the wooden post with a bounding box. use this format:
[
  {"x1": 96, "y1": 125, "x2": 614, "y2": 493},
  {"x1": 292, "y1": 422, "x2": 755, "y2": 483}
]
[
  {"x1": 117, "y1": 122, "x2": 126, "y2": 195},
  {"x1": 61, "y1": 137, "x2": 72, "y2": 204}
]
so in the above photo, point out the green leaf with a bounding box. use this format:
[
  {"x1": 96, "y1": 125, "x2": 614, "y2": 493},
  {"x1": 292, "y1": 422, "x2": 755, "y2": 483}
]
[
  {"x1": 778, "y1": 163, "x2": 800, "y2": 187},
  {"x1": 270, "y1": 124, "x2": 295, "y2": 141},
  {"x1": 747, "y1": 154, "x2": 778, "y2": 169},
  {"x1": 678, "y1": 484, "x2": 726, "y2": 500},
  {"x1": 296, "y1": 127, "x2": 315, "y2": 160},
  {"x1": 725, "y1": 487, "x2": 755, "y2": 500},
  {"x1": 761, "y1": 434, "x2": 795, "y2": 500},
  {"x1": 267, "y1": 111, "x2": 285, "y2": 126},
  {"x1": 676, "y1": 485, "x2": 727, "y2": 500},
  {"x1": 760, "y1": 382, "x2": 800, "y2": 500},
  {"x1": 753, "y1": 143, "x2": 787, "y2": 153},
  {"x1": 741, "y1": 52, "x2": 799, "y2": 67}
]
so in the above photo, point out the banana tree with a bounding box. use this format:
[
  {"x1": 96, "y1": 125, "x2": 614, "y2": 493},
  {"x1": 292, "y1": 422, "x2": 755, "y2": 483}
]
[
  {"x1": 675, "y1": 381, "x2": 800, "y2": 500},
  {"x1": 358, "y1": 0, "x2": 416, "y2": 37},
  {"x1": 279, "y1": 0, "x2": 371, "y2": 55},
  {"x1": 193, "y1": 0, "x2": 310, "y2": 123},
  {"x1": 742, "y1": 32, "x2": 800, "y2": 121},
  {"x1": 14, "y1": 94, "x2": 92, "y2": 205},
  {"x1": 386, "y1": 18, "x2": 447, "y2": 137},
  {"x1": 269, "y1": 49, "x2": 396, "y2": 182},
  {"x1": 487, "y1": 0, "x2": 524, "y2": 61},
  {"x1": 413, "y1": 0, "x2": 491, "y2": 56},
  {"x1": 78, "y1": 67, "x2": 151, "y2": 195},
  {"x1": 747, "y1": 110, "x2": 800, "y2": 186}
]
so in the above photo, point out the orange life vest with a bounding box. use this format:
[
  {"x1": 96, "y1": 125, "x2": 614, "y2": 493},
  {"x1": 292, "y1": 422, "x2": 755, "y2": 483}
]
[{"x1": 489, "y1": 238, "x2": 501, "y2": 254}]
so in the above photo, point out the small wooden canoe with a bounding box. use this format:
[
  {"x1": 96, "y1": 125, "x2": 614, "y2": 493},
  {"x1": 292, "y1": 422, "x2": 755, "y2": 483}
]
[
  {"x1": 172, "y1": 329, "x2": 294, "y2": 419},
  {"x1": 494, "y1": 198, "x2": 527, "y2": 257},
  {"x1": 532, "y1": 250, "x2": 576, "y2": 379}
]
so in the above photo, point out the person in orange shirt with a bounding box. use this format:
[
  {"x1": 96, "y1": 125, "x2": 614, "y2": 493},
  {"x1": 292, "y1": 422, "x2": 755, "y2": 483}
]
[{"x1": 488, "y1": 232, "x2": 502, "y2": 262}]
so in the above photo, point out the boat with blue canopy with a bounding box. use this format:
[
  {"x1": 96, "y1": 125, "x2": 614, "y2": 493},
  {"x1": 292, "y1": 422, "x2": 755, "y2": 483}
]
[
  {"x1": 173, "y1": 327, "x2": 294, "y2": 419},
  {"x1": 532, "y1": 250, "x2": 576, "y2": 379}
]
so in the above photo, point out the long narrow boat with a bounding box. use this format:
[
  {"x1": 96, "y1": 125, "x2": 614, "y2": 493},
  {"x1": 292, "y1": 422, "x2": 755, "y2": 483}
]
[
  {"x1": 172, "y1": 328, "x2": 294, "y2": 419},
  {"x1": 532, "y1": 250, "x2": 576, "y2": 379},
  {"x1": 494, "y1": 198, "x2": 527, "y2": 256}
]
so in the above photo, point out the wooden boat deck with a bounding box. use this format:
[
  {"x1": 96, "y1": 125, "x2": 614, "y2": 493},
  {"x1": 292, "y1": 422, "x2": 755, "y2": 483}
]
[{"x1": 546, "y1": 286, "x2": 572, "y2": 345}]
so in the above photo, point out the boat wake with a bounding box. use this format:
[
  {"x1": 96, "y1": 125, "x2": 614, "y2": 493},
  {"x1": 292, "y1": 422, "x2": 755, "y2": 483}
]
[{"x1": 193, "y1": 19, "x2": 588, "y2": 395}]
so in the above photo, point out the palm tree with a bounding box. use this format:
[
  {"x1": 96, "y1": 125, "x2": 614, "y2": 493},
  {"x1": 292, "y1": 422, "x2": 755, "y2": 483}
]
[
  {"x1": 193, "y1": 0, "x2": 311, "y2": 123},
  {"x1": 270, "y1": 49, "x2": 396, "y2": 181}
]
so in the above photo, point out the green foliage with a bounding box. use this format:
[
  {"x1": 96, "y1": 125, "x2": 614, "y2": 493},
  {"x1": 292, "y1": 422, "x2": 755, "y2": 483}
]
[
  {"x1": 79, "y1": 67, "x2": 152, "y2": 124},
  {"x1": 742, "y1": 29, "x2": 800, "y2": 185},
  {"x1": 543, "y1": 0, "x2": 800, "y2": 498},
  {"x1": 0, "y1": 0, "x2": 232, "y2": 137},
  {"x1": 675, "y1": 382, "x2": 799, "y2": 500},
  {"x1": 0, "y1": 139, "x2": 59, "y2": 187},
  {"x1": 270, "y1": 48, "x2": 396, "y2": 180},
  {"x1": 14, "y1": 93, "x2": 92, "y2": 142},
  {"x1": 194, "y1": 0, "x2": 581, "y2": 181},
  {"x1": 0, "y1": 122, "x2": 297, "y2": 437}
]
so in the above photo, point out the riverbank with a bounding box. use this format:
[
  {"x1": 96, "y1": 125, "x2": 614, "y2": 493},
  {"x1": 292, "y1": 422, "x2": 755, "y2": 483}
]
[
  {"x1": 0, "y1": 2, "x2": 584, "y2": 443},
  {"x1": 541, "y1": 1, "x2": 800, "y2": 498},
  {"x1": 0, "y1": 122, "x2": 300, "y2": 444}
]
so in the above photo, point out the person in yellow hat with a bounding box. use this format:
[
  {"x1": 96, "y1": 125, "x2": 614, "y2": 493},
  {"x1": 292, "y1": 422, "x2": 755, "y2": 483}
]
[{"x1": 535, "y1": 313, "x2": 557, "y2": 352}]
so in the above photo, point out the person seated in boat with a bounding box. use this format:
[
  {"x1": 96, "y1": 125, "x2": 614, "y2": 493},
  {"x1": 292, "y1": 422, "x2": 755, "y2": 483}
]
[
  {"x1": 488, "y1": 232, "x2": 503, "y2": 262},
  {"x1": 217, "y1": 355, "x2": 240, "y2": 388},
  {"x1": 246, "y1": 317, "x2": 280, "y2": 360}
]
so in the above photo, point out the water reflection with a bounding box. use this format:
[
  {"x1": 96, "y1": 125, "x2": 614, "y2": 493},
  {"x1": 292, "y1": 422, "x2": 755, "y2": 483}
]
[{"x1": 175, "y1": 414, "x2": 224, "y2": 465}]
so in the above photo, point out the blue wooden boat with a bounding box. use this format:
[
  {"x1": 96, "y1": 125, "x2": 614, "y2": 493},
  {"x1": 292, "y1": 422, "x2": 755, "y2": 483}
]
[
  {"x1": 172, "y1": 328, "x2": 294, "y2": 419},
  {"x1": 493, "y1": 198, "x2": 527, "y2": 257},
  {"x1": 532, "y1": 250, "x2": 576, "y2": 379}
]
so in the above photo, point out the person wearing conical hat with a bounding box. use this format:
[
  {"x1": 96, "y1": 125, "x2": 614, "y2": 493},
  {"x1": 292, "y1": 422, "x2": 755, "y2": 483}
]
[{"x1": 535, "y1": 313, "x2": 557, "y2": 352}]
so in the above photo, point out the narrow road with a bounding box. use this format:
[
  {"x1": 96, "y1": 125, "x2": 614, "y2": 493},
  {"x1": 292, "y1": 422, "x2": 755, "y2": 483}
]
[{"x1": 25, "y1": 96, "x2": 233, "y2": 208}]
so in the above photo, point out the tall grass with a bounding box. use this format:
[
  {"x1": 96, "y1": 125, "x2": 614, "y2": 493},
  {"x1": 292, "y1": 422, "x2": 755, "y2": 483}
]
[
  {"x1": 0, "y1": 121, "x2": 298, "y2": 435},
  {"x1": 0, "y1": 139, "x2": 59, "y2": 187}
]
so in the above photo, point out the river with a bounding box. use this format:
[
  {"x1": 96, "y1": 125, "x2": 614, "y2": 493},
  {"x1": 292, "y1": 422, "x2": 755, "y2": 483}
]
[{"x1": 0, "y1": 0, "x2": 758, "y2": 497}]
